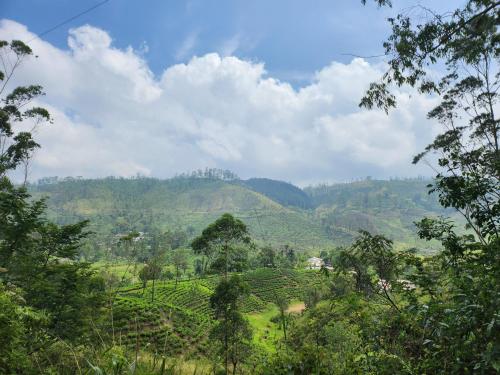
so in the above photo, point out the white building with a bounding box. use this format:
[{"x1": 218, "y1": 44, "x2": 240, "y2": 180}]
[{"x1": 307, "y1": 257, "x2": 324, "y2": 270}]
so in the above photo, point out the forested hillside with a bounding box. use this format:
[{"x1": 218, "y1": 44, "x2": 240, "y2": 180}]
[
  {"x1": 29, "y1": 175, "x2": 455, "y2": 252},
  {"x1": 241, "y1": 178, "x2": 313, "y2": 209},
  {"x1": 30, "y1": 176, "x2": 329, "y2": 250},
  {"x1": 305, "y1": 178, "x2": 461, "y2": 248}
]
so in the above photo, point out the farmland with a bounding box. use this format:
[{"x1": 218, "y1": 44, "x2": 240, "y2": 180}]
[{"x1": 109, "y1": 268, "x2": 322, "y2": 358}]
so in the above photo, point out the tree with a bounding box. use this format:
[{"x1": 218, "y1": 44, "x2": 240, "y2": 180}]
[
  {"x1": 120, "y1": 231, "x2": 140, "y2": 260},
  {"x1": 0, "y1": 284, "x2": 36, "y2": 373},
  {"x1": 141, "y1": 233, "x2": 166, "y2": 302},
  {"x1": 164, "y1": 228, "x2": 188, "y2": 250},
  {"x1": 194, "y1": 258, "x2": 203, "y2": 276},
  {"x1": 335, "y1": 231, "x2": 415, "y2": 312},
  {"x1": 0, "y1": 41, "x2": 50, "y2": 183},
  {"x1": 139, "y1": 261, "x2": 162, "y2": 300},
  {"x1": 361, "y1": 0, "x2": 500, "y2": 243},
  {"x1": 0, "y1": 39, "x2": 105, "y2": 370},
  {"x1": 274, "y1": 293, "x2": 289, "y2": 341},
  {"x1": 138, "y1": 264, "x2": 149, "y2": 294},
  {"x1": 355, "y1": 1, "x2": 500, "y2": 372},
  {"x1": 257, "y1": 245, "x2": 276, "y2": 268},
  {"x1": 0, "y1": 190, "x2": 106, "y2": 341},
  {"x1": 276, "y1": 244, "x2": 297, "y2": 268},
  {"x1": 191, "y1": 213, "x2": 251, "y2": 278},
  {"x1": 210, "y1": 244, "x2": 249, "y2": 274},
  {"x1": 171, "y1": 248, "x2": 188, "y2": 289},
  {"x1": 209, "y1": 275, "x2": 253, "y2": 375},
  {"x1": 304, "y1": 285, "x2": 325, "y2": 310}
]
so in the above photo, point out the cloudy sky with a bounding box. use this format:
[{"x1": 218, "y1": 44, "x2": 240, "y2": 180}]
[{"x1": 1, "y1": 0, "x2": 460, "y2": 185}]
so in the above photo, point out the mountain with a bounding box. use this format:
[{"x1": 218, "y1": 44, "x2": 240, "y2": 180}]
[
  {"x1": 30, "y1": 176, "x2": 328, "y2": 249},
  {"x1": 29, "y1": 176, "x2": 460, "y2": 252}
]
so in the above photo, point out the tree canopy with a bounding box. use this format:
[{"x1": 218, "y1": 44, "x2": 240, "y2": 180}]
[{"x1": 191, "y1": 213, "x2": 252, "y2": 276}]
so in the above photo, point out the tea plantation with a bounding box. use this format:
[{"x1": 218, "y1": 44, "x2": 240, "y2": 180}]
[{"x1": 112, "y1": 268, "x2": 321, "y2": 357}]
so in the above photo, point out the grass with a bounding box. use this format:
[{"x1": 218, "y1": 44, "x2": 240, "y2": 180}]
[
  {"x1": 246, "y1": 299, "x2": 305, "y2": 353},
  {"x1": 247, "y1": 304, "x2": 282, "y2": 352},
  {"x1": 93, "y1": 261, "x2": 141, "y2": 284}
]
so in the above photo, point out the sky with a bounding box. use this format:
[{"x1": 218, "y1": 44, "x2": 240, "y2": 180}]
[{"x1": 0, "y1": 0, "x2": 463, "y2": 185}]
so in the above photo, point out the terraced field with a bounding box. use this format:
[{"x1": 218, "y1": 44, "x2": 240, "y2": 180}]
[{"x1": 112, "y1": 268, "x2": 321, "y2": 357}]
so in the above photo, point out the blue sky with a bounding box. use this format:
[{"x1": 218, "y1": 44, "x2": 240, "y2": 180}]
[
  {"x1": 0, "y1": 1, "x2": 461, "y2": 184},
  {"x1": 1, "y1": 0, "x2": 456, "y2": 84}
]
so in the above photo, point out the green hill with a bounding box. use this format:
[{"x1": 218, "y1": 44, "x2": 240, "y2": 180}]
[
  {"x1": 29, "y1": 176, "x2": 461, "y2": 252},
  {"x1": 30, "y1": 176, "x2": 329, "y2": 249},
  {"x1": 305, "y1": 179, "x2": 462, "y2": 249}
]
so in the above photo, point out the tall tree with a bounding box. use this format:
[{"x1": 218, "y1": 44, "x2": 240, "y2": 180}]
[
  {"x1": 257, "y1": 245, "x2": 276, "y2": 268},
  {"x1": 0, "y1": 40, "x2": 104, "y2": 371},
  {"x1": 191, "y1": 213, "x2": 251, "y2": 278},
  {"x1": 210, "y1": 275, "x2": 253, "y2": 375},
  {"x1": 0, "y1": 41, "x2": 50, "y2": 183},
  {"x1": 171, "y1": 248, "x2": 188, "y2": 289},
  {"x1": 361, "y1": 0, "x2": 499, "y2": 242},
  {"x1": 356, "y1": 1, "x2": 500, "y2": 372},
  {"x1": 336, "y1": 231, "x2": 413, "y2": 312},
  {"x1": 274, "y1": 292, "x2": 289, "y2": 341}
]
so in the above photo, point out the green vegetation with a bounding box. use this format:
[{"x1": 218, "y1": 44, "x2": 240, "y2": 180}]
[
  {"x1": 242, "y1": 177, "x2": 313, "y2": 209},
  {"x1": 28, "y1": 176, "x2": 458, "y2": 255},
  {"x1": 2, "y1": 0, "x2": 499, "y2": 373},
  {"x1": 109, "y1": 268, "x2": 321, "y2": 360},
  {"x1": 0, "y1": 39, "x2": 105, "y2": 373},
  {"x1": 29, "y1": 176, "x2": 333, "y2": 251},
  {"x1": 247, "y1": 304, "x2": 282, "y2": 352}
]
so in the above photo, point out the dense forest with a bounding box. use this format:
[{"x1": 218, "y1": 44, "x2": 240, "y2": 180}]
[{"x1": 1, "y1": 0, "x2": 499, "y2": 374}]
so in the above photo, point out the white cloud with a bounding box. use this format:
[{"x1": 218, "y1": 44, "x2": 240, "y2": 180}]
[{"x1": 0, "y1": 20, "x2": 440, "y2": 185}]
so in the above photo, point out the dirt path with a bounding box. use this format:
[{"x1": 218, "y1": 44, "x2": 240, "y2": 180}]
[{"x1": 286, "y1": 302, "x2": 305, "y2": 314}]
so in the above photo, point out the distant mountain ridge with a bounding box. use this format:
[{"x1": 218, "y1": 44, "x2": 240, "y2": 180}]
[
  {"x1": 29, "y1": 176, "x2": 458, "y2": 251},
  {"x1": 241, "y1": 178, "x2": 313, "y2": 209}
]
